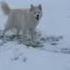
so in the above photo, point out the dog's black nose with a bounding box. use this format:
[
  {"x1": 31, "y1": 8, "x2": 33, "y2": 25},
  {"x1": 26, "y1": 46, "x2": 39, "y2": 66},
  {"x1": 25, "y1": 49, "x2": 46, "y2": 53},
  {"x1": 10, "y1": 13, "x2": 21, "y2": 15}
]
[{"x1": 36, "y1": 15, "x2": 39, "y2": 20}]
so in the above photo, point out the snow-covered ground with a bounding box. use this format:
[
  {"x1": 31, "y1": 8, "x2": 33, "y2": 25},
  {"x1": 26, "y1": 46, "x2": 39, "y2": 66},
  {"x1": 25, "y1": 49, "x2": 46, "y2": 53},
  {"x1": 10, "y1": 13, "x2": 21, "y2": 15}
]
[{"x1": 0, "y1": 0, "x2": 70, "y2": 70}]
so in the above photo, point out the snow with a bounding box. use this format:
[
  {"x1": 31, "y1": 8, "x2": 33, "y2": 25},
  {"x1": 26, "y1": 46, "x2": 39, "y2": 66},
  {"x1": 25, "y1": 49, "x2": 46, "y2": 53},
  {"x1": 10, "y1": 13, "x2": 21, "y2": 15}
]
[{"x1": 0, "y1": 0, "x2": 70, "y2": 70}]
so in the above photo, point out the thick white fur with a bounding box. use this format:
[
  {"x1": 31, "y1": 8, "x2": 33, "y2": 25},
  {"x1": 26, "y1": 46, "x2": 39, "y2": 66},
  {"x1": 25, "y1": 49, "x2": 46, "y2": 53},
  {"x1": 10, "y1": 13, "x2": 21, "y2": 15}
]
[{"x1": 1, "y1": 2, "x2": 42, "y2": 42}]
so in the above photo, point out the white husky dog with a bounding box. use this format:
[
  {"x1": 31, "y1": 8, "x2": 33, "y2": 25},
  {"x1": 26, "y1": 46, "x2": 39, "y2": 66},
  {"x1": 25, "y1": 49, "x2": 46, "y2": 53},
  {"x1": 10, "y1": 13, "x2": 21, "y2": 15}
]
[{"x1": 1, "y1": 2, "x2": 42, "y2": 43}]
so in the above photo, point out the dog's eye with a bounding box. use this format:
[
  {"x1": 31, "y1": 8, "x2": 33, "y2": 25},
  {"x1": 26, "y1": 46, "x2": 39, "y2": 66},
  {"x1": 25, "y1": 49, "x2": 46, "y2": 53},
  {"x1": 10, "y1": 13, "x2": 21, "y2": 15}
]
[
  {"x1": 34, "y1": 12, "x2": 36, "y2": 14},
  {"x1": 38, "y1": 11, "x2": 40, "y2": 14}
]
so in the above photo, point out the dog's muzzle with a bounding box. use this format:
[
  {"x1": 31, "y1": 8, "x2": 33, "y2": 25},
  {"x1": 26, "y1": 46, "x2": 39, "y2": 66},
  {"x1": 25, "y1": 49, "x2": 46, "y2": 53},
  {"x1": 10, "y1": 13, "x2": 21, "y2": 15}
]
[{"x1": 36, "y1": 15, "x2": 39, "y2": 20}]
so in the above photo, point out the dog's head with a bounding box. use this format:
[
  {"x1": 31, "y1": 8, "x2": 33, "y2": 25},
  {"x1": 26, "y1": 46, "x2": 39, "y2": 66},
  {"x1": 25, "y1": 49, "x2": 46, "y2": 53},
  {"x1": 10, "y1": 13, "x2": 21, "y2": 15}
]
[{"x1": 30, "y1": 4, "x2": 42, "y2": 21}]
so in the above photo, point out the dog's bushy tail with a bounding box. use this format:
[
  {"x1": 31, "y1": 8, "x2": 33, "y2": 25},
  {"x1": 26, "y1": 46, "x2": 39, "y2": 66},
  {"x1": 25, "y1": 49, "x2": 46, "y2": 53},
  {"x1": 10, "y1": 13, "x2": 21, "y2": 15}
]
[{"x1": 1, "y1": 2, "x2": 11, "y2": 15}]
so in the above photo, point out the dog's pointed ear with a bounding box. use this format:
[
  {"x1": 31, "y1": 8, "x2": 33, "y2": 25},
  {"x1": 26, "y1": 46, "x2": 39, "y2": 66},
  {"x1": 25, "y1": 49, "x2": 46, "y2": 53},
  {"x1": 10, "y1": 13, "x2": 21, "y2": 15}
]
[
  {"x1": 38, "y1": 4, "x2": 42, "y2": 10},
  {"x1": 31, "y1": 4, "x2": 34, "y2": 8},
  {"x1": 30, "y1": 4, "x2": 34, "y2": 11}
]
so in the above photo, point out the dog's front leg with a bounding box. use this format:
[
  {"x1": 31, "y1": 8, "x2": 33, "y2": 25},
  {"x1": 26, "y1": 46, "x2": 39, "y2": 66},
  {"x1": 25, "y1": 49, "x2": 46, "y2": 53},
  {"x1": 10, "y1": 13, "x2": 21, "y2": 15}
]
[{"x1": 29, "y1": 29, "x2": 37, "y2": 43}]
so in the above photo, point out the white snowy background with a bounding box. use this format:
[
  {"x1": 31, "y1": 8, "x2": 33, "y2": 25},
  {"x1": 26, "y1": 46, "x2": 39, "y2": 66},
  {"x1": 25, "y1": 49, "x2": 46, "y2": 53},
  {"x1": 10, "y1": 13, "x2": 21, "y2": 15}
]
[{"x1": 0, "y1": 0, "x2": 70, "y2": 70}]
